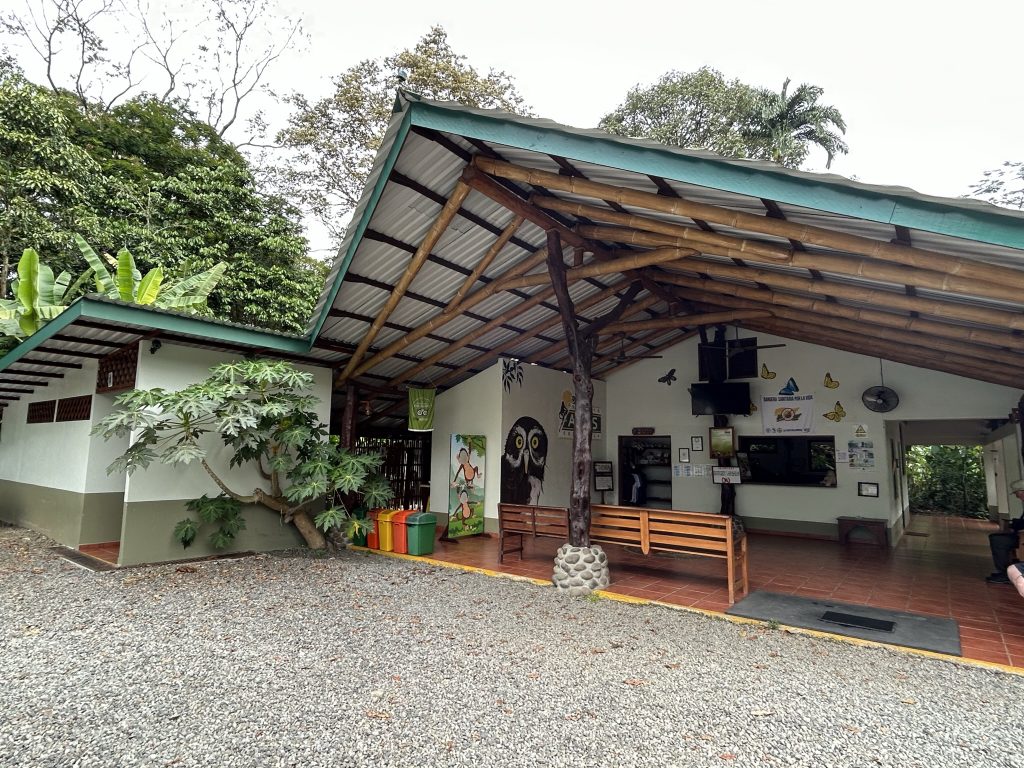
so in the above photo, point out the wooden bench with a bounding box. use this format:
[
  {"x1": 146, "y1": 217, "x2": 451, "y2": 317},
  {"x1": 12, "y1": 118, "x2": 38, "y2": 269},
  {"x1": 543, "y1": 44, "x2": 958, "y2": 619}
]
[
  {"x1": 497, "y1": 502, "x2": 749, "y2": 605},
  {"x1": 498, "y1": 503, "x2": 569, "y2": 563}
]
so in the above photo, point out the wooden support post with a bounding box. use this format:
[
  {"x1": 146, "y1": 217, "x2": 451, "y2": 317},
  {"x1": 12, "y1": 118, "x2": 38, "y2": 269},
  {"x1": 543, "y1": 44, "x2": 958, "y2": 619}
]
[{"x1": 340, "y1": 383, "x2": 357, "y2": 449}]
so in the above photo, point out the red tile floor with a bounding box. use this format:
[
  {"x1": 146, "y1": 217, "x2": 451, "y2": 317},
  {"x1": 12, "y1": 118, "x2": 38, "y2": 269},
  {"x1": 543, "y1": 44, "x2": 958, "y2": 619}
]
[
  {"x1": 424, "y1": 514, "x2": 1024, "y2": 668},
  {"x1": 79, "y1": 541, "x2": 120, "y2": 565}
]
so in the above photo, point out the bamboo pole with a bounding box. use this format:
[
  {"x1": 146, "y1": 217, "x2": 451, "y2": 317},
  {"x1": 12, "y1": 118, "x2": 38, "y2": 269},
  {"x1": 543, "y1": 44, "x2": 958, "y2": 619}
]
[
  {"x1": 338, "y1": 180, "x2": 471, "y2": 383},
  {"x1": 574, "y1": 221, "x2": 1024, "y2": 305},
  {"x1": 603, "y1": 310, "x2": 772, "y2": 334},
  {"x1": 444, "y1": 214, "x2": 525, "y2": 311},
  {"x1": 341, "y1": 246, "x2": 552, "y2": 383},
  {"x1": 647, "y1": 261, "x2": 1024, "y2": 331},
  {"x1": 388, "y1": 286, "x2": 556, "y2": 386},
  {"x1": 494, "y1": 247, "x2": 692, "y2": 291},
  {"x1": 433, "y1": 280, "x2": 643, "y2": 386},
  {"x1": 672, "y1": 287, "x2": 1024, "y2": 369},
  {"x1": 475, "y1": 156, "x2": 1024, "y2": 290},
  {"x1": 534, "y1": 195, "x2": 793, "y2": 263},
  {"x1": 656, "y1": 273, "x2": 1023, "y2": 350},
  {"x1": 742, "y1": 317, "x2": 1021, "y2": 389}
]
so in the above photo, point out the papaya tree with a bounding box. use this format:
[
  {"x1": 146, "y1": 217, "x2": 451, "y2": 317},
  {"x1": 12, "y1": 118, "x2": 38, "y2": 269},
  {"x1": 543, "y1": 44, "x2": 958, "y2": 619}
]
[{"x1": 94, "y1": 360, "x2": 392, "y2": 551}]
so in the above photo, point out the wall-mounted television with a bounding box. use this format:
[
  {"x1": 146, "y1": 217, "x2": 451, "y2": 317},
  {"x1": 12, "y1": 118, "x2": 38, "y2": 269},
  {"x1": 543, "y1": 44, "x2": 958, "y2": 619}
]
[
  {"x1": 689, "y1": 382, "x2": 751, "y2": 416},
  {"x1": 737, "y1": 435, "x2": 836, "y2": 487}
]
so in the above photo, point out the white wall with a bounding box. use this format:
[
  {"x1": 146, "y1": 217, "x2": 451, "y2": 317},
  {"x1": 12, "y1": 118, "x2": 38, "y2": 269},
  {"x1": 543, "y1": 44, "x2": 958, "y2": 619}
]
[
  {"x1": 603, "y1": 332, "x2": 1020, "y2": 531},
  {"x1": 0, "y1": 362, "x2": 126, "y2": 493},
  {"x1": 124, "y1": 343, "x2": 332, "y2": 504},
  {"x1": 500, "y1": 360, "x2": 607, "y2": 509},
  {"x1": 429, "y1": 362, "x2": 501, "y2": 520}
]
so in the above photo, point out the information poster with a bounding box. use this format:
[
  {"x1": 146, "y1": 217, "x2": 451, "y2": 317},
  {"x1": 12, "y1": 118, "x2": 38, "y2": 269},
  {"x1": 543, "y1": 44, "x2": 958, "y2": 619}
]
[
  {"x1": 848, "y1": 439, "x2": 876, "y2": 470},
  {"x1": 761, "y1": 394, "x2": 815, "y2": 434},
  {"x1": 449, "y1": 434, "x2": 486, "y2": 537}
]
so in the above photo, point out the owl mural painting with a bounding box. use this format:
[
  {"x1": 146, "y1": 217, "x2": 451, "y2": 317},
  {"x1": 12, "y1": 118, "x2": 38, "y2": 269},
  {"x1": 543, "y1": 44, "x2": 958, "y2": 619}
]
[{"x1": 501, "y1": 417, "x2": 548, "y2": 505}]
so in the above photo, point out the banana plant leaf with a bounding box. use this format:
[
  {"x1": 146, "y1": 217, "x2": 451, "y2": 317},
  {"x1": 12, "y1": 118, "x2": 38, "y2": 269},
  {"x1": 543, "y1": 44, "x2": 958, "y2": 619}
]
[{"x1": 74, "y1": 234, "x2": 117, "y2": 297}]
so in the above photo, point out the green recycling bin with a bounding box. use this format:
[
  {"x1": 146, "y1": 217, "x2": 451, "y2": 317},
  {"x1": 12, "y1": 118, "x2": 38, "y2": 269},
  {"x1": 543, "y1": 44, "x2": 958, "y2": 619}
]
[
  {"x1": 350, "y1": 506, "x2": 369, "y2": 548},
  {"x1": 406, "y1": 512, "x2": 437, "y2": 556}
]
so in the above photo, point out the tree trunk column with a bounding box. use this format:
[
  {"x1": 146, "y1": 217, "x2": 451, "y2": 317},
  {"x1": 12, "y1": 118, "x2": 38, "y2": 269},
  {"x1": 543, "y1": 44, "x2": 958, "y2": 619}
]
[{"x1": 569, "y1": 338, "x2": 594, "y2": 547}]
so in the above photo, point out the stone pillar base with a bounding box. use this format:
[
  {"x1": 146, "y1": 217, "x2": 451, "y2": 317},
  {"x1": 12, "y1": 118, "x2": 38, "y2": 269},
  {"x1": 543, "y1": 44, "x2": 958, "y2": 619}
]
[{"x1": 552, "y1": 543, "x2": 610, "y2": 596}]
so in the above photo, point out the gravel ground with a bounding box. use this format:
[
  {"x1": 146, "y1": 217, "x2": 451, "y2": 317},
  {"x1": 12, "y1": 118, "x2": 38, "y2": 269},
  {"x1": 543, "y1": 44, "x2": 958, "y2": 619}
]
[{"x1": 3, "y1": 525, "x2": 1024, "y2": 768}]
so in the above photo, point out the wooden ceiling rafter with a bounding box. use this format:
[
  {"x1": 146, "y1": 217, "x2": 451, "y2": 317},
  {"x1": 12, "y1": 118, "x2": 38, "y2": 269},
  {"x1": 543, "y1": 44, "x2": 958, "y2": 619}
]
[
  {"x1": 35, "y1": 344, "x2": 105, "y2": 360},
  {"x1": 658, "y1": 273, "x2": 1024, "y2": 350},
  {"x1": 445, "y1": 214, "x2": 525, "y2": 311},
  {"x1": 650, "y1": 262, "x2": 1024, "y2": 331},
  {"x1": 602, "y1": 309, "x2": 774, "y2": 335},
  {"x1": 5, "y1": 368, "x2": 63, "y2": 378},
  {"x1": 474, "y1": 156, "x2": 1024, "y2": 290},
  {"x1": 741, "y1": 317, "x2": 1022, "y2": 389},
  {"x1": 675, "y1": 290, "x2": 1024, "y2": 370},
  {"x1": 597, "y1": 330, "x2": 702, "y2": 377},
  {"x1": 20, "y1": 356, "x2": 81, "y2": 370},
  {"x1": 326, "y1": 308, "x2": 492, "y2": 356},
  {"x1": 337, "y1": 179, "x2": 472, "y2": 383}
]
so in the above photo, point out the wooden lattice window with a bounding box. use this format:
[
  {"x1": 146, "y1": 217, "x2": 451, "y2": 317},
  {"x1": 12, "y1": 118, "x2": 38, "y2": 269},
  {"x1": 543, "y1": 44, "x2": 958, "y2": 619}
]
[
  {"x1": 96, "y1": 343, "x2": 139, "y2": 394},
  {"x1": 56, "y1": 395, "x2": 92, "y2": 422},
  {"x1": 27, "y1": 400, "x2": 56, "y2": 424}
]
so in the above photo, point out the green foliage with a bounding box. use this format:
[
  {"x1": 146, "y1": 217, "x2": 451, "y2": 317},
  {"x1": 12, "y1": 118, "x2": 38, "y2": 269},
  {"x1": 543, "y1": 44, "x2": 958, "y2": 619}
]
[
  {"x1": 96, "y1": 360, "x2": 393, "y2": 550},
  {"x1": 599, "y1": 67, "x2": 848, "y2": 170},
  {"x1": 275, "y1": 25, "x2": 531, "y2": 242},
  {"x1": 0, "y1": 72, "x2": 99, "y2": 296},
  {"x1": 455, "y1": 434, "x2": 486, "y2": 458},
  {"x1": 0, "y1": 67, "x2": 323, "y2": 333},
  {"x1": 906, "y1": 445, "x2": 987, "y2": 518},
  {"x1": 970, "y1": 161, "x2": 1024, "y2": 211},
  {"x1": 0, "y1": 247, "x2": 86, "y2": 339},
  {"x1": 74, "y1": 234, "x2": 227, "y2": 312}
]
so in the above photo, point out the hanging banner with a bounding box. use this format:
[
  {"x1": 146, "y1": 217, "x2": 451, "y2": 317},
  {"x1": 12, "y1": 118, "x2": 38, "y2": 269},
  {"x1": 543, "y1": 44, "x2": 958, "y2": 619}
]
[
  {"x1": 760, "y1": 394, "x2": 815, "y2": 434},
  {"x1": 449, "y1": 434, "x2": 486, "y2": 537},
  {"x1": 557, "y1": 389, "x2": 603, "y2": 439},
  {"x1": 408, "y1": 388, "x2": 436, "y2": 432}
]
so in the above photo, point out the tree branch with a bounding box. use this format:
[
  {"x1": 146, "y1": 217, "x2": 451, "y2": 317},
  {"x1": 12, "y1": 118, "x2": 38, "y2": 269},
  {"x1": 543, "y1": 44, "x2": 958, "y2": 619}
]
[
  {"x1": 200, "y1": 458, "x2": 256, "y2": 504},
  {"x1": 580, "y1": 281, "x2": 642, "y2": 339},
  {"x1": 545, "y1": 229, "x2": 580, "y2": 361}
]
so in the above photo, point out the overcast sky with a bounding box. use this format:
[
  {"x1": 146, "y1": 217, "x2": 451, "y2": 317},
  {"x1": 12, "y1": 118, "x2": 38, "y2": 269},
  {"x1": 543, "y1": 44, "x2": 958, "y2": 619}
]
[{"x1": 286, "y1": 0, "x2": 1021, "y2": 197}]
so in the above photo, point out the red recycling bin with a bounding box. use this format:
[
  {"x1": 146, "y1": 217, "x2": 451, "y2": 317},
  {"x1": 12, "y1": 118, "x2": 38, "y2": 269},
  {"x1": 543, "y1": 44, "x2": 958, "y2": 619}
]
[
  {"x1": 367, "y1": 509, "x2": 381, "y2": 549},
  {"x1": 392, "y1": 510, "x2": 415, "y2": 554}
]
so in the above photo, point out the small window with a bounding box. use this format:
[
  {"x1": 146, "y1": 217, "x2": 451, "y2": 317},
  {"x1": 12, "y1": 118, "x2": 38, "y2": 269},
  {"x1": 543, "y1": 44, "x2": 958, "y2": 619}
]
[
  {"x1": 56, "y1": 395, "x2": 92, "y2": 422},
  {"x1": 27, "y1": 400, "x2": 56, "y2": 424}
]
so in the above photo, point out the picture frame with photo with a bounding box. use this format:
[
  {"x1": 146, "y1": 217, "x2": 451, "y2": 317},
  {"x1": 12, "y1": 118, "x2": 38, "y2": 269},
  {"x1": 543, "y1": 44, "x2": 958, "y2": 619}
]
[
  {"x1": 709, "y1": 427, "x2": 736, "y2": 459},
  {"x1": 857, "y1": 481, "x2": 880, "y2": 497},
  {"x1": 690, "y1": 436, "x2": 704, "y2": 452},
  {"x1": 678, "y1": 448, "x2": 690, "y2": 463}
]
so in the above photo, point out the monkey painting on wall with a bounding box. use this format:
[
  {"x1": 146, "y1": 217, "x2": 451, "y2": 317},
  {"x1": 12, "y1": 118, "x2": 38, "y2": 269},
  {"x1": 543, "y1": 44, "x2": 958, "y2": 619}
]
[{"x1": 501, "y1": 416, "x2": 548, "y2": 505}]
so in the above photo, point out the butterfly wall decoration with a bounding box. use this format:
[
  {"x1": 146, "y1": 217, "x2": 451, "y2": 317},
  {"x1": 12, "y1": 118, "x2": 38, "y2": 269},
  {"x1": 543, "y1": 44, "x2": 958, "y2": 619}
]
[
  {"x1": 658, "y1": 369, "x2": 677, "y2": 386},
  {"x1": 824, "y1": 372, "x2": 840, "y2": 389},
  {"x1": 760, "y1": 363, "x2": 776, "y2": 380},
  {"x1": 778, "y1": 377, "x2": 799, "y2": 396},
  {"x1": 823, "y1": 401, "x2": 846, "y2": 422}
]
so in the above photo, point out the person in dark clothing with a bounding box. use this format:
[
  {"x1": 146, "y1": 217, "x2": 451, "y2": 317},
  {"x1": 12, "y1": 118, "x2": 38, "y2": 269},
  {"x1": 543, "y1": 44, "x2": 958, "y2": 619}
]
[{"x1": 989, "y1": 479, "x2": 1024, "y2": 585}]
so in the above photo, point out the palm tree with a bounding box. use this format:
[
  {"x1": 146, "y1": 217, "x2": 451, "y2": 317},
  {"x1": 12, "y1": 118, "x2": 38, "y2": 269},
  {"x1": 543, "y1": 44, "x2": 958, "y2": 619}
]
[{"x1": 746, "y1": 78, "x2": 849, "y2": 169}]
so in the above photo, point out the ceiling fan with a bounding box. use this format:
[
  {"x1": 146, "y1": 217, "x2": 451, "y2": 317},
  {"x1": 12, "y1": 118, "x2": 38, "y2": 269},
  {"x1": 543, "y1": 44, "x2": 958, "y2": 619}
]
[{"x1": 611, "y1": 335, "x2": 663, "y2": 362}]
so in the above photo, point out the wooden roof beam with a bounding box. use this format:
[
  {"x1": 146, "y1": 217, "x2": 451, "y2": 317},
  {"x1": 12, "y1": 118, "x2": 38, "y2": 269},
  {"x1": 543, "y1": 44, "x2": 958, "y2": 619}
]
[
  {"x1": 493, "y1": 247, "x2": 692, "y2": 292},
  {"x1": 602, "y1": 310, "x2": 772, "y2": 335},
  {"x1": 337, "y1": 180, "x2": 471, "y2": 383},
  {"x1": 672, "y1": 288, "x2": 1024, "y2": 370},
  {"x1": 597, "y1": 331, "x2": 700, "y2": 377},
  {"x1": 444, "y1": 214, "x2": 525, "y2": 311},
  {"x1": 578, "y1": 224, "x2": 1024, "y2": 306},
  {"x1": 654, "y1": 271, "x2": 1023, "y2": 350},
  {"x1": 742, "y1": 317, "x2": 1022, "y2": 389},
  {"x1": 649, "y1": 261, "x2": 1024, "y2": 331},
  {"x1": 474, "y1": 156, "x2": 1024, "y2": 290}
]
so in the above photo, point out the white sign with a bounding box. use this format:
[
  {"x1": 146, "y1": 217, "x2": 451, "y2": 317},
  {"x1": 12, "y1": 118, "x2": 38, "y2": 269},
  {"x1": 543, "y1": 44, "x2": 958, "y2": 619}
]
[
  {"x1": 853, "y1": 423, "x2": 869, "y2": 438},
  {"x1": 760, "y1": 394, "x2": 815, "y2": 434},
  {"x1": 712, "y1": 467, "x2": 742, "y2": 485}
]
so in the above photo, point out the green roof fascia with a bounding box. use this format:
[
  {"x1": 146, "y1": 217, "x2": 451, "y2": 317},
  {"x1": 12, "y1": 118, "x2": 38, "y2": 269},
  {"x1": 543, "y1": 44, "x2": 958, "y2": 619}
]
[
  {"x1": 307, "y1": 104, "x2": 415, "y2": 343},
  {"x1": 409, "y1": 101, "x2": 1024, "y2": 251},
  {"x1": 0, "y1": 298, "x2": 310, "y2": 374}
]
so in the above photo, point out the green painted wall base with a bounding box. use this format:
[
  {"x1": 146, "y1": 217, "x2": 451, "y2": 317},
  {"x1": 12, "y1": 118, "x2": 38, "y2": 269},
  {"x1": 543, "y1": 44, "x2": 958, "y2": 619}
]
[
  {"x1": 0, "y1": 478, "x2": 123, "y2": 548},
  {"x1": 119, "y1": 500, "x2": 306, "y2": 566}
]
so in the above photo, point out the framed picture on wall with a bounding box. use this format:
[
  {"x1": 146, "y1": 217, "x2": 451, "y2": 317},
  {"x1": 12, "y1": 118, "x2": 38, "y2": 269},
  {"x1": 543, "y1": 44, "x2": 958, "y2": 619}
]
[
  {"x1": 594, "y1": 461, "x2": 613, "y2": 474},
  {"x1": 858, "y1": 481, "x2": 880, "y2": 497},
  {"x1": 709, "y1": 427, "x2": 736, "y2": 459},
  {"x1": 690, "y1": 436, "x2": 703, "y2": 452},
  {"x1": 678, "y1": 448, "x2": 690, "y2": 463}
]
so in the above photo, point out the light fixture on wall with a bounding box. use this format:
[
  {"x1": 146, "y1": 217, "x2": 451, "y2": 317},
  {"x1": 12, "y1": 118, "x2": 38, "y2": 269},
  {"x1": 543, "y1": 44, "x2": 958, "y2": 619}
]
[{"x1": 149, "y1": 339, "x2": 162, "y2": 355}]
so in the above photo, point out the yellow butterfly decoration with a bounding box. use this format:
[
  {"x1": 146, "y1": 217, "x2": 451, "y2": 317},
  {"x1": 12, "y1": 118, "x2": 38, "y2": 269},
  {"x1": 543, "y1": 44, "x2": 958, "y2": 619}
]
[
  {"x1": 760, "y1": 363, "x2": 776, "y2": 380},
  {"x1": 824, "y1": 372, "x2": 840, "y2": 389},
  {"x1": 749, "y1": 401, "x2": 758, "y2": 414},
  {"x1": 823, "y1": 401, "x2": 846, "y2": 422}
]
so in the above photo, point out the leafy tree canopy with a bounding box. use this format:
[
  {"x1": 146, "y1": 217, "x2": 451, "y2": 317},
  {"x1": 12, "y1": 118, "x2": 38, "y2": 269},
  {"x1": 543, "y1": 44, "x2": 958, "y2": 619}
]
[
  {"x1": 599, "y1": 67, "x2": 848, "y2": 169},
  {"x1": 970, "y1": 161, "x2": 1024, "y2": 211},
  {"x1": 0, "y1": 67, "x2": 325, "y2": 332},
  {"x1": 274, "y1": 25, "x2": 531, "y2": 242}
]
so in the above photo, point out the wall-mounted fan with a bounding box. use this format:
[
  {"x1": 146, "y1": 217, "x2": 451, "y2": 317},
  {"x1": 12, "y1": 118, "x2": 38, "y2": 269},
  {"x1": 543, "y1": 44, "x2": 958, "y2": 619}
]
[{"x1": 861, "y1": 360, "x2": 899, "y2": 413}]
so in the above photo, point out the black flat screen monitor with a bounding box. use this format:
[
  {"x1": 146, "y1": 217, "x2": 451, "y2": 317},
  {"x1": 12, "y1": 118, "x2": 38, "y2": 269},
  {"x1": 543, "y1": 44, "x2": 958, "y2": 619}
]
[{"x1": 690, "y1": 382, "x2": 751, "y2": 416}]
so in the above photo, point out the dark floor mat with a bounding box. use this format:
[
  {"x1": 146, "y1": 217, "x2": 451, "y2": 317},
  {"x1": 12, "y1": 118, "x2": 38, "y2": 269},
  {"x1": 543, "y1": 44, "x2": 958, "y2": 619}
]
[
  {"x1": 49, "y1": 546, "x2": 117, "y2": 572},
  {"x1": 726, "y1": 590, "x2": 961, "y2": 656}
]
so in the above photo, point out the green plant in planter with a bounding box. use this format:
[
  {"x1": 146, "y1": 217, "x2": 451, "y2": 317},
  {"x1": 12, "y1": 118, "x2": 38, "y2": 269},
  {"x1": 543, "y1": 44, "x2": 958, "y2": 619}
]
[{"x1": 94, "y1": 359, "x2": 393, "y2": 551}]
